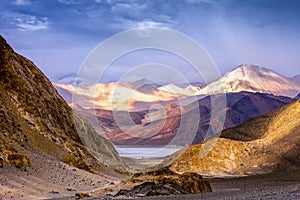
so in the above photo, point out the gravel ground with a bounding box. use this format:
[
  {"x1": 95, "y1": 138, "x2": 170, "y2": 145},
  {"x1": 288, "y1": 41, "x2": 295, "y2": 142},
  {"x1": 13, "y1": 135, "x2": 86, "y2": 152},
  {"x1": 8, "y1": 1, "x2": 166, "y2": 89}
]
[
  {"x1": 2, "y1": 157, "x2": 299, "y2": 200},
  {"x1": 123, "y1": 184, "x2": 300, "y2": 200},
  {"x1": 0, "y1": 153, "x2": 120, "y2": 200},
  {"x1": 83, "y1": 169, "x2": 300, "y2": 200}
]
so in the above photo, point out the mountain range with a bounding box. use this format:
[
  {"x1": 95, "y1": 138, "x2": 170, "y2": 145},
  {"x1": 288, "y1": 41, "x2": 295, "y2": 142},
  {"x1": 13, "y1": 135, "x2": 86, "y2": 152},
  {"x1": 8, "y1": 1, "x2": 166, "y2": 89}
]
[
  {"x1": 54, "y1": 82, "x2": 180, "y2": 111},
  {"x1": 53, "y1": 64, "x2": 299, "y2": 146},
  {"x1": 164, "y1": 99, "x2": 300, "y2": 176},
  {"x1": 99, "y1": 92, "x2": 294, "y2": 146},
  {"x1": 55, "y1": 64, "x2": 300, "y2": 109}
]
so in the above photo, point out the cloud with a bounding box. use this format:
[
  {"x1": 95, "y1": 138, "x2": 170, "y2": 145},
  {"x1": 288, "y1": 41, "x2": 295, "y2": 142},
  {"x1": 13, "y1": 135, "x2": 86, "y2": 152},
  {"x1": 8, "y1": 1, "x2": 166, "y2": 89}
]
[
  {"x1": 110, "y1": 18, "x2": 172, "y2": 30},
  {"x1": 12, "y1": 0, "x2": 31, "y2": 6},
  {"x1": 185, "y1": 0, "x2": 217, "y2": 4},
  {"x1": 107, "y1": 1, "x2": 175, "y2": 30},
  {"x1": 57, "y1": 0, "x2": 80, "y2": 5},
  {"x1": 2, "y1": 0, "x2": 300, "y2": 81},
  {"x1": 111, "y1": 2, "x2": 147, "y2": 13},
  {"x1": 136, "y1": 21, "x2": 168, "y2": 29},
  {"x1": 14, "y1": 15, "x2": 49, "y2": 31}
]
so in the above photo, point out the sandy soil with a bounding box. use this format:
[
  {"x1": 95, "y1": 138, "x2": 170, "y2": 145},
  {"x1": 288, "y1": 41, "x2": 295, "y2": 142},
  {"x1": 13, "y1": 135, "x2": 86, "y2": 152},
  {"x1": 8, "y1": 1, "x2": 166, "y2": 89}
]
[{"x1": 0, "y1": 152, "x2": 121, "y2": 200}]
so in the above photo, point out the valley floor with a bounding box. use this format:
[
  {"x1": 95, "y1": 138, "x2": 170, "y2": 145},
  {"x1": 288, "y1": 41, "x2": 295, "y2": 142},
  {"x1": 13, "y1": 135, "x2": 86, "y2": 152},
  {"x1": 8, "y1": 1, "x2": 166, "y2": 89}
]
[
  {"x1": 1, "y1": 154, "x2": 299, "y2": 200},
  {"x1": 0, "y1": 152, "x2": 123, "y2": 200},
  {"x1": 87, "y1": 169, "x2": 300, "y2": 200}
]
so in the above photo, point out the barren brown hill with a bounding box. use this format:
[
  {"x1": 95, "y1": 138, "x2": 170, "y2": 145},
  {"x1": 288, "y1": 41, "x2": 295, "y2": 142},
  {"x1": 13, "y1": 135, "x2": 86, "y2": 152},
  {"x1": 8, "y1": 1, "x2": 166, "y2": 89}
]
[
  {"x1": 0, "y1": 35, "x2": 124, "y2": 172},
  {"x1": 163, "y1": 99, "x2": 300, "y2": 177}
]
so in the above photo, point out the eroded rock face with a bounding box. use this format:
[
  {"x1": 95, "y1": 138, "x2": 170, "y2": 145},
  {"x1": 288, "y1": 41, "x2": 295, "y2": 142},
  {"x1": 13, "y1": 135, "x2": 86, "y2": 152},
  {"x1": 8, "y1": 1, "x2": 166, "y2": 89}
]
[
  {"x1": 0, "y1": 35, "x2": 124, "y2": 172},
  {"x1": 115, "y1": 167, "x2": 211, "y2": 197}
]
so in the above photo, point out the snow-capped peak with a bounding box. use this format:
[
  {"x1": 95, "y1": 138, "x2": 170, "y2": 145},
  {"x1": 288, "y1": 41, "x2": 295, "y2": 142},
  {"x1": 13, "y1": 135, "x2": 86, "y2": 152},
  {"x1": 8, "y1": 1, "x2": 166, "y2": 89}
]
[{"x1": 198, "y1": 64, "x2": 300, "y2": 97}]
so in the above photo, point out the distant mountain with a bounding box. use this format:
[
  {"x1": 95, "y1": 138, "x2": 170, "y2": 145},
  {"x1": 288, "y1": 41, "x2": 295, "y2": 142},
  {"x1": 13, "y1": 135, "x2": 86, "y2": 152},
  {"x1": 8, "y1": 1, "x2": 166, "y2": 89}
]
[
  {"x1": 54, "y1": 81, "x2": 206, "y2": 111},
  {"x1": 164, "y1": 99, "x2": 300, "y2": 176},
  {"x1": 158, "y1": 83, "x2": 204, "y2": 96},
  {"x1": 158, "y1": 84, "x2": 195, "y2": 96},
  {"x1": 292, "y1": 74, "x2": 300, "y2": 85},
  {"x1": 99, "y1": 92, "x2": 293, "y2": 146},
  {"x1": 54, "y1": 64, "x2": 299, "y2": 112},
  {"x1": 55, "y1": 73, "x2": 90, "y2": 85},
  {"x1": 198, "y1": 64, "x2": 300, "y2": 97},
  {"x1": 53, "y1": 82, "x2": 181, "y2": 111},
  {"x1": 295, "y1": 93, "x2": 300, "y2": 99},
  {"x1": 0, "y1": 35, "x2": 124, "y2": 172},
  {"x1": 134, "y1": 78, "x2": 166, "y2": 88}
]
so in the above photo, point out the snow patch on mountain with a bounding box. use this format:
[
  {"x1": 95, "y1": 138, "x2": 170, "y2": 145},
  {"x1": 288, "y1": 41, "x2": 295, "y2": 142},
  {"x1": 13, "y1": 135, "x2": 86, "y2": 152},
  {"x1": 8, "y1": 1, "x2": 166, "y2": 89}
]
[{"x1": 197, "y1": 64, "x2": 300, "y2": 97}]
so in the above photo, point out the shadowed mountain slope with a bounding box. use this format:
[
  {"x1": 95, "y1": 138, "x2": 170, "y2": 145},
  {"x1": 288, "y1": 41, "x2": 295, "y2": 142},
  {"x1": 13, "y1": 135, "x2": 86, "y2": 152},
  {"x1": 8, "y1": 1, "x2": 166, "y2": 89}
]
[{"x1": 100, "y1": 92, "x2": 293, "y2": 146}]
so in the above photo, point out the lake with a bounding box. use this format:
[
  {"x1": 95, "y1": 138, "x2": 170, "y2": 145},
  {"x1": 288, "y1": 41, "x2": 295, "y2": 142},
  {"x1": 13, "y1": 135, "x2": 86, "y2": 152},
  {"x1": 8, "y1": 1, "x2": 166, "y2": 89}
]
[{"x1": 115, "y1": 146, "x2": 184, "y2": 159}]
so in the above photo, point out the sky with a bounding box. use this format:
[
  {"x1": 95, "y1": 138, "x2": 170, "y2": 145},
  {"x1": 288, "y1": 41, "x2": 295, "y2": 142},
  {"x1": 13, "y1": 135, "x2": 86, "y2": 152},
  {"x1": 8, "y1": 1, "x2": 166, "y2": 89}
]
[{"x1": 0, "y1": 0, "x2": 300, "y2": 83}]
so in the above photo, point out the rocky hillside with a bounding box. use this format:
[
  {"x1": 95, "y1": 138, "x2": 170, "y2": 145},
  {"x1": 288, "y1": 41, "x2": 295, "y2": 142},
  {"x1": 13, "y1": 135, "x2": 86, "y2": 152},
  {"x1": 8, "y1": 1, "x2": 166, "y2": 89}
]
[
  {"x1": 164, "y1": 99, "x2": 300, "y2": 177},
  {"x1": 101, "y1": 92, "x2": 293, "y2": 146},
  {"x1": 0, "y1": 35, "x2": 124, "y2": 172}
]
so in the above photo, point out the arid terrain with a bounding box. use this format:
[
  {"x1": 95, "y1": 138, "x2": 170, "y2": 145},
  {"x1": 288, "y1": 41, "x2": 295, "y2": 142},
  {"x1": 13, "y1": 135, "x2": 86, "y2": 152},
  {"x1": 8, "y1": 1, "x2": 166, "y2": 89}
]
[
  {"x1": 164, "y1": 99, "x2": 300, "y2": 177},
  {"x1": 1, "y1": 34, "x2": 300, "y2": 200},
  {"x1": 45, "y1": 169, "x2": 300, "y2": 200},
  {"x1": 0, "y1": 35, "x2": 126, "y2": 199},
  {"x1": 144, "y1": 170, "x2": 300, "y2": 200},
  {"x1": 0, "y1": 153, "x2": 123, "y2": 200}
]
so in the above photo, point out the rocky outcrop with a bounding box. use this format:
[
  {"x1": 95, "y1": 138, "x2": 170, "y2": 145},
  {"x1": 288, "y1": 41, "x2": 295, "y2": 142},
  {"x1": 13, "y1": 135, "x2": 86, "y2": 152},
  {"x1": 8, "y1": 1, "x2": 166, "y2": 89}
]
[
  {"x1": 115, "y1": 182, "x2": 188, "y2": 197},
  {"x1": 115, "y1": 167, "x2": 211, "y2": 197}
]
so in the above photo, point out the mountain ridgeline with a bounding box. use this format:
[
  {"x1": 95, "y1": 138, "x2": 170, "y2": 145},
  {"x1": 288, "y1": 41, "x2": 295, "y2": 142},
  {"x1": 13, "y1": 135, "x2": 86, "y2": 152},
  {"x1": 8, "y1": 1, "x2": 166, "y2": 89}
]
[
  {"x1": 53, "y1": 63, "x2": 299, "y2": 146},
  {"x1": 199, "y1": 64, "x2": 300, "y2": 97},
  {"x1": 73, "y1": 92, "x2": 294, "y2": 146},
  {"x1": 0, "y1": 35, "x2": 124, "y2": 172}
]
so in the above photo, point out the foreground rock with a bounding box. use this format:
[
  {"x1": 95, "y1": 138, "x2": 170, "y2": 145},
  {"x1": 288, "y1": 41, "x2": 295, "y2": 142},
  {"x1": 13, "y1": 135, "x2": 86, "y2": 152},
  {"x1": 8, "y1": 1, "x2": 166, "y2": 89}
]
[
  {"x1": 114, "y1": 167, "x2": 211, "y2": 197},
  {"x1": 115, "y1": 182, "x2": 188, "y2": 197}
]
